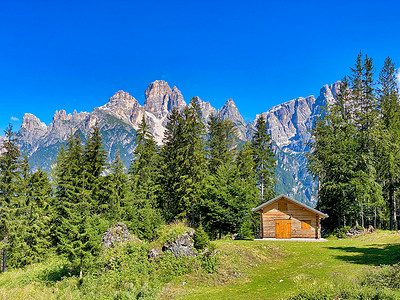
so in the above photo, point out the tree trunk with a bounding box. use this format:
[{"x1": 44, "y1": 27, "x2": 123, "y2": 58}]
[
  {"x1": 1, "y1": 250, "x2": 6, "y2": 272},
  {"x1": 261, "y1": 163, "x2": 264, "y2": 202},
  {"x1": 79, "y1": 258, "x2": 83, "y2": 279},
  {"x1": 360, "y1": 200, "x2": 364, "y2": 228},
  {"x1": 389, "y1": 183, "x2": 396, "y2": 230}
]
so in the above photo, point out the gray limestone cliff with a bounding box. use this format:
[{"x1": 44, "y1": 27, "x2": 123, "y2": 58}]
[{"x1": 8, "y1": 80, "x2": 340, "y2": 205}]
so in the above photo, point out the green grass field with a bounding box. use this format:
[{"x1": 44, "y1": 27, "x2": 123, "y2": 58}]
[
  {"x1": 0, "y1": 230, "x2": 399, "y2": 299},
  {"x1": 161, "y1": 230, "x2": 400, "y2": 299}
]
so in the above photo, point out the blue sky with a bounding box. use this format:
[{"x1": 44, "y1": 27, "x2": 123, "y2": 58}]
[{"x1": 1, "y1": 0, "x2": 400, "y2": 132}]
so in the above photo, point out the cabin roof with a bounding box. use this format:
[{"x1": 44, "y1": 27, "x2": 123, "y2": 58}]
[{"x1": 252, "y1": 194, "x2": 329, "y2": 218}]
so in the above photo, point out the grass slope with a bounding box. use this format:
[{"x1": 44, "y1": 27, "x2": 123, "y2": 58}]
[
  {"x1": 161, "y1": 230, "x2": 400, "y2": 299},
  {"x1": 0, "y1": 230, "x2": 399, "y2": 299}
]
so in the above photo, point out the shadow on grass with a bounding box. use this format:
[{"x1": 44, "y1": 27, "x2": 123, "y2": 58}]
[
  {"x1": 38, "y1": 266, "x2": 78, "y2": 284},
  {"x1": 327, "y1": 243, "x2": 400, "y2": 265}
]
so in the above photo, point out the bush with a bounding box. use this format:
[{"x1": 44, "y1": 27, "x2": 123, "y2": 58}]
[
  {"x1": 151, "y1": 220, "x2": 191, "y2": 249},
  {"x1": 332, "y1": 226, "x2": 351, "y2": 239},
  {"x1": 194, "y1": 224, "x2": 210, "y2": 250},
  {"x1": 198, "y1": 243, "x2": 218, "y2": 273}
]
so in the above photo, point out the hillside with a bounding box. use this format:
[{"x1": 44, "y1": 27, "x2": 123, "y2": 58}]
[
  {"x1": 12, "y1": 80, "x2": 339, "y2": 205},
  {"x1": 1, "y1": 231, "x2": 399, "y2": 299}
]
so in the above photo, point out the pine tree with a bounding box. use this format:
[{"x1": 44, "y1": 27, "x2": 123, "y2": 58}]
[
  {"x1": 207, "y1": 114, "x2": 238, "y2": 173},
  {"x1": 159, "y1": 107, "x2": 182, "y2": 221},
  {"x1": 308, "y1": 55, "x2": 386, "y2": 230},
  {"x1": 0, "y1": 124, "x2": 22, "y2": 271},
  {"x1": 376, "y1": 57, "x2": 400, "y2": 230},
  {"x1": 83, "y1": 124, "x2": 107, "y2": 210},
  {"x1": 307, "y1": 78, "x2": 360, "y2": 229},
  {"x1": 52, "y1": 131, "x2": 97, "y2": 279},
  {"x1": 235, "y1": 142, "x2": 259, "y2": 237},
  {"x1": 251, "y1": 114, "x2": 276, "y2": 202},
  {"x1": 22, "y1": 168, "x2": 52, "y2": 265},
  {"x1": 159, "y1": 99, "x2": 206, "y2": 224},
  {"x1": 349, "y1": 54, "x2": 382, "y2": 228},
  {"x1": 104, "y1": 148, "x2": 128, "y2": 221},
  {"x1": 129, "y1": 116, "x2": 162, "y2": 240}
]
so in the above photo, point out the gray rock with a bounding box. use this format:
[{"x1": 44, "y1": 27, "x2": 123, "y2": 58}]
[
  {"x1": 148, "y1": 248, "x2": 162, "y2": 259},
  {"x1": 163, "y1": 229, "x2": 197, "y2": 258},
  {"x1": 102, "y1": 222, "x2": 136, "y2": 249}
]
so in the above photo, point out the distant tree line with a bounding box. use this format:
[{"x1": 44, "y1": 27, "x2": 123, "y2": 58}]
[
  {"x1": 0, "y1": 97, "x2": 276, "y2": 275},
  {"x1": 307, "y1": 54, "x2": 400, "y2": 231}
]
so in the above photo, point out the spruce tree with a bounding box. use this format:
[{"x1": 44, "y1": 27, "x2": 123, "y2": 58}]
[
  {"x1": 308, "y1": 77, "x2": 364, "y2": 229},
  {"x1": 207, "y1": 114, "x2": 238, "y2": 173},
  {"x1": 52, "y1": 131, "x2": 97, "y2": 279},
  {"x1": 22, "y1": 168, "x2": 52, "y2": 265},
  {"x1": 251, "y1": 114, "x2": 276, "y2": 202},
  {"x1": 129, "y1": 116, "x2": 162, "y2": 240},
  {"x1": 159, "y1": 98, "x2": 206, "y2": 224},
  {"x1": 83, "y1": 124, "x2": 107, "y2": 210},
  {"x1": 159, "y1": 107, "x2": 182, "y2": 221},
  {"x1": 376, "y1": 57, "x2": 400, "y2": 230},
  {"x1": 104, "y1": 148, "x2": 128, "y2": 221},
  {"x1": 0, "y1": 124, "x2": 22, "y2": 271}
]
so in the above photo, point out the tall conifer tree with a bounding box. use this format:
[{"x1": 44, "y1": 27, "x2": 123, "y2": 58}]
[
  {"x1": 0, "y1": 124, "x2": 22, "y2": 271},
  {"x1": 129, "y1": 116, "x2": 162, "y2": 239},
  {"x1": 376, "y1": 57, "x2": 400, "y2": 230},
  {"x1": 251, "y1": 114, "x2": 276, "y2": 202}
]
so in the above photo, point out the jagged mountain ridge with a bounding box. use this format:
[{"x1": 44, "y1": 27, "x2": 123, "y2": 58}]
[{"x1": 12, "y1": 80, "x2": 340, "y2": 205}]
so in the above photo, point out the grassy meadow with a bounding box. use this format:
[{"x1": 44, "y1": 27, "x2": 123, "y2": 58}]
[
  {"x1": 1, "y1": 230, "x2": 400, "y2": 299},
  {"x1": 162, "y1": 230, "x2": 400, "y2": 299}
]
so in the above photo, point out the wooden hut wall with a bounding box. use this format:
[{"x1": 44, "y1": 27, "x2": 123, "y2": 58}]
[{"x1": 261, "y1": 198, "x2": 320, "y2": 239}]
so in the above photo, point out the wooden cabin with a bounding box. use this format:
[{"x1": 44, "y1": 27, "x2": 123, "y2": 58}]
[{"x1": 252, "y1": 195, "x2": 328, "y2": 239}]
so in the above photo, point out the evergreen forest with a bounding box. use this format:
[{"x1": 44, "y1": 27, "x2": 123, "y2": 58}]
[
  {"x1": 307, "y1": 53, "x2": 400, "y2": 232},
  {"x1": 0, "y1": 97, "x2": 276, "y2": 277}
]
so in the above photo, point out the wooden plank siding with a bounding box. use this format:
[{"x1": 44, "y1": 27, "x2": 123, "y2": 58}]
[{"x1": 261, "y1": 198, "x2": 320, "y2": 239}]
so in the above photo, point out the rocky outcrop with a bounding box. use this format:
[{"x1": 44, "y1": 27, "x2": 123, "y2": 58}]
[
  {"x1": 162, "y1": 229, "x2": 197, "y2": 258},
  {"x1": 102, "y1": 222, "x2": 140, "y2": 249}
]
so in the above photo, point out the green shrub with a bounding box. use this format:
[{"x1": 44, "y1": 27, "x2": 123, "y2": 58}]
[
  {"x1": 332, "y1": 226, "x2": 351, "y2": 238},
  {"x1": 194, "y1": 224, "x2": 210, "y2": 250},
  {"x1": 151, "y1": 220, "x2": 191, "y2": 249},
  {"x1": 198, "y1": 243, "x2": 218, "y2": 273}
]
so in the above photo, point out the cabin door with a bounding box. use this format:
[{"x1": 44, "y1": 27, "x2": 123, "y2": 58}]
[{"x1": 275, "y1": 220, "x2": 291, "y2": 239}]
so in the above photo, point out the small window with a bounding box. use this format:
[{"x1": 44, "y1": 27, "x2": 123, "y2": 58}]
[
  {"x1": 301, "y1": 220, "x2": 311, "y2": 229},
  {"x1": 278, "y1": 201, "x2": 288, "y2": 211}
]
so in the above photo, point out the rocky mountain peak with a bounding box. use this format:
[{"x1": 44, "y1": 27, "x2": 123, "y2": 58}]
[
  {"x1": 52, "y1": 110, "x2": 69, "y2": 122},
  {"x1": 329, "y1": 81, "x2": 341, "y2": 99},
  {"x1": 21, "y1": 113, "x2": 47, "y2": 132},
  {"x1": 19, "y1": 113, "x2": 48, "y2": 146},
  {"x1": 225, "y1": 98, "x2": 236, "y2": 107},
  {"x1": 144, "y1": 80, "x2": 186, "y2": 119},
  {"x1": 220, "y1": 99, "x2": 244, "y2": 124},
  {"x1": 194, "y1": 96, "x2": 217, "y2": 122},
  {"x1": 98, "y1": 90, "x2": 141, "y2": 124},
  {"x1": 219, "y1": 98, "x2": 246, "y2": 139}
]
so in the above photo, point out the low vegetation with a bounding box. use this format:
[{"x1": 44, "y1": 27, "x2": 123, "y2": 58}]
[{"x1": 1, "y1": 230, "x2": 399, "y2": 299}]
